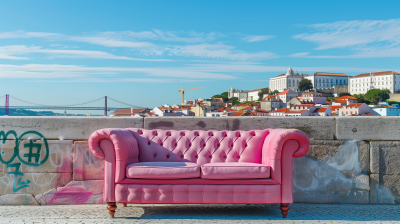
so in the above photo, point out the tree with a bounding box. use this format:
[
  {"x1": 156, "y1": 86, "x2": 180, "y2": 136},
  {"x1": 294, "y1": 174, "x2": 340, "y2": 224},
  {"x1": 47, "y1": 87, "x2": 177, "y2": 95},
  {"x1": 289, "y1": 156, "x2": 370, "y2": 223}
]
[
  {"x1": 352, "y1": 94, "x2": 370, "y2": 104},
  {"x1": 364, "y1": 89, "x2": 390, "y2": 105},
  {"x1": 339, "y1": 93, "x2": 351, "y2": 97},
  {"x1": 212, "y1": 92, "x2": 228, "y2": 101},
  {"x1": 227, "y1": 97, "x2": 240, "y2": 105},
  {"x1": 258, "y1": 88, "x2": 269, "y2": 101},
  {"x1": 298, "y1": 79, "x2": 313, "y2": 91},
  {"x1": 271, "y1": 90, "x2": 280, "y2": 95}
]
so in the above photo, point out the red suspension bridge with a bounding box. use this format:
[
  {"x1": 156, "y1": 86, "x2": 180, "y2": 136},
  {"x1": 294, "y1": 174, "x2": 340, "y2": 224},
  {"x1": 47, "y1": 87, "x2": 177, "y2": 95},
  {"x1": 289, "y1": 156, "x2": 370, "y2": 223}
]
[{"x1": 0, "y1": 95, "x2": 144, "y2": 116}]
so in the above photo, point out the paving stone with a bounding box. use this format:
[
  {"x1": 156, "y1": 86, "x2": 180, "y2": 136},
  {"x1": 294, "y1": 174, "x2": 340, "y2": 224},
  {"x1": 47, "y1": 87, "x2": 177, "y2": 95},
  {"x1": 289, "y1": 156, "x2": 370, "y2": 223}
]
[{"x1": 0, "y1": 203, "x2": 399, "y2": 223}]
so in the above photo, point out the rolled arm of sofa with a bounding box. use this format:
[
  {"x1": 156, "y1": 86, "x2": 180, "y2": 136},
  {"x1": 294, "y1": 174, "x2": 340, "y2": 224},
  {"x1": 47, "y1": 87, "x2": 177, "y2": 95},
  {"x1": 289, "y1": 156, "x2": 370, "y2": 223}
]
[
  {"x1": 88, "y1": 128, "x2": 139, "y2": 202},
  {"x1": 262, "y1": 129, "x2": 310, "y2": 203}
]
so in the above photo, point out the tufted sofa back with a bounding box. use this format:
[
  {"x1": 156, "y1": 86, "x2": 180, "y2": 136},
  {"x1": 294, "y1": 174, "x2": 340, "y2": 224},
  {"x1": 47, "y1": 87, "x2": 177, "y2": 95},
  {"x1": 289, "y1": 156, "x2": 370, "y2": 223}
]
[{"x1": 127, "y1": 128, "x2": 270, "y2": 166}]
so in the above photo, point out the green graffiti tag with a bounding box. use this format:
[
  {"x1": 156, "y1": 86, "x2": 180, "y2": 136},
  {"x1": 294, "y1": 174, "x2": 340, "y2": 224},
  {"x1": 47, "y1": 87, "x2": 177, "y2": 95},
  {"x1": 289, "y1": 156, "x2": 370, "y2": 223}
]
[{"x1": 0, "y1": 130, "x2": 49, "y2": 192}]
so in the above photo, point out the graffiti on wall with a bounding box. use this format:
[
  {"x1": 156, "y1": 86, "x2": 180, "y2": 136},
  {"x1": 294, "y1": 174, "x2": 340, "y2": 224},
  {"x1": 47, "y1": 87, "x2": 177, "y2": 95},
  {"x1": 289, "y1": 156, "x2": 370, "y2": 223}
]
[{"x1": 0, "y1": 130, "x2": 49, "y2": 192}]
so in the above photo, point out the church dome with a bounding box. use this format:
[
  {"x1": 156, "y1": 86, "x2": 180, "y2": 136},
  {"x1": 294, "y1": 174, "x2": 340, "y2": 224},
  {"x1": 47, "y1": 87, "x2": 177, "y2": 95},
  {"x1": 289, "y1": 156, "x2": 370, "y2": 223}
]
[{"x1": 286, "y1": 66, "x2": 294, "y2": 76}]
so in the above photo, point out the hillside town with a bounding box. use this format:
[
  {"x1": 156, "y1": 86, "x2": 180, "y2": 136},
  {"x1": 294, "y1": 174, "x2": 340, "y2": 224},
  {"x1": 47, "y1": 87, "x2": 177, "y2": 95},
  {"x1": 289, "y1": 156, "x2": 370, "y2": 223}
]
[{"x1": 111, "y1": 67, "x2": 400, "y2": 117}]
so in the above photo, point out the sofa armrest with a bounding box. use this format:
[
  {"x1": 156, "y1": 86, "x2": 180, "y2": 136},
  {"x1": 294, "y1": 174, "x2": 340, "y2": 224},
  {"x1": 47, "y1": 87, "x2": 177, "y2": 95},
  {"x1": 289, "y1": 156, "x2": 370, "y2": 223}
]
[
  {"x1": 88, "y1": 128, "x2": 139, "y2": 202},
  {"x1": 262, "y1": 129, "x2": 310, "y2": 203}
]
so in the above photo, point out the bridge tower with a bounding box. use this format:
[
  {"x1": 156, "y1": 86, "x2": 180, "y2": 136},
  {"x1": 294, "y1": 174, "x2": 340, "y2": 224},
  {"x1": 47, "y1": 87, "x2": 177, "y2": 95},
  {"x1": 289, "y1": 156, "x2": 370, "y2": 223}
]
[
  {"x1": 5, "y1": 94, "x2": 9, "y2": 116},
  {"x1": 104, "y1": 96, "x2": 107, "y2": 116}
]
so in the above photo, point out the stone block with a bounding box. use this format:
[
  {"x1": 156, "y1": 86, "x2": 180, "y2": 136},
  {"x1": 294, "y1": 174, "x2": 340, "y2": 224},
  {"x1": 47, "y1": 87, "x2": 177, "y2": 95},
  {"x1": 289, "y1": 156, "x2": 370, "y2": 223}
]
[
  {"x1": 0, "y1": 194, "x2": 39, "y2": 205},
  {"x1": 0, "y1": 140, "x2": 74, "y2": 173},
  {"x1": 336, "y1": 117, "x2": 400, "y2": 140},
  {"x1": 35, "y1": 180, "x2": 104, "y2": 205},
  {"x1": 354, "y1": 174, "x2": 370, "y2": 190},
  {"x1": 144, "y1": 117, "x2": 335, "y2": 140},
  {"x1": 369, "y1": 174, "x2": 379, "y2": 204},
  {"x1": 0, "y1": 172, "x2": 71, "y2": 196},
  {"x1": 0, "y1": 117, "x2": 143, "y2": 140},
  {"x1": 357, "y1": 141, "x2": 370, "y2": 173},
  {"x1": 73, "y1": 141, "x2": 104, "y2": 181},
  {"x1": 370, "y1": 142, "x2": 380, "y2": 174},
  {"x1": 380, "y1": 174, "x2": 400, "y2": 197}
]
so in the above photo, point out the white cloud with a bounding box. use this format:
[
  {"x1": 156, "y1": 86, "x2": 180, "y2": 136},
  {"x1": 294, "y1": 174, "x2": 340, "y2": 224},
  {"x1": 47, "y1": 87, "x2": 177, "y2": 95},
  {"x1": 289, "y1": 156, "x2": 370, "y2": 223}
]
[
  {"x1": 0, "y1": 45, "x2": 171, "y2": 61},
  {"x1": 0, "y1": 64, "x2": 237, "y2": 80},
  {"x1": 242, "y1": 35, "x2": 274, "y2": 42},
  {"x1": 168, "y1": 44, "x2": 278, "y2": 60},
  {"x1": 293, "y1": 19, "x2": 400, "y2": 50}
]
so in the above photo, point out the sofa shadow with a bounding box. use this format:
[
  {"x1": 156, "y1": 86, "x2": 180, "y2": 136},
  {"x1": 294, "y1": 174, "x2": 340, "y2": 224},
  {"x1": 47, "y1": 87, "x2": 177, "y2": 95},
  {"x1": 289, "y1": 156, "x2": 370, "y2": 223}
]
[{"x1": 119, "y1": 204, "x2": 399, "y2": 221}]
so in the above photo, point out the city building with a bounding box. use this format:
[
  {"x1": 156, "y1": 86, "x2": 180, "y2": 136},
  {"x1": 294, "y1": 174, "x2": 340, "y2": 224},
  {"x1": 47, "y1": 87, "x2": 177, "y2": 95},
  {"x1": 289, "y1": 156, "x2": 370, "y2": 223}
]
[
  {"x1": 269, "y1": 67, "x2": 304, "y2": 92},
  {"x1": 338, "y1": 103, "x2": 375, "y2": 116},
  {"x1": 331, "y1": 96, "x2": 357, "y2": 106},
  {"x1": 349, "y1": 71, "x2": 400, "y2": 94},
  {"x1": 372, "y1": 106, "x2": 400, "y2": 116},
  {"x1": 298, "y1": 92, "x2": 326, "y2": 105},
  {"x1": 269, "y1": 67, "x2": 349, "y2": 92},
  {"x1": 110, "y1": 108, "x2": 149, "y2": 117},
  {"x1": 191, "y1": 103, "x2": 209, "y2": 117},
  {"x1": 276, "y1": 89, "x2": 298, "y2": 103},
  {"x1": 269, "y1": 108, "x2": 290, "y2": 116},
  {"x1": 304, "y1": 72, "x2": 349, "y2": 90},
  {"x1": 228, "y1": 87, "x2": 268, "y2": 102},
  {"x1": 260, "y1": 95, "x2": 283, "y2": 111},
  {"x1": 152, "y1": 106, "x2": 191, "y2": 116},
  {"x1": 202, "y1": 97, "x2": 224, "y2": 110},
  {"x1": 311, "y1": 108, "x2": 332, "y2": 116}
]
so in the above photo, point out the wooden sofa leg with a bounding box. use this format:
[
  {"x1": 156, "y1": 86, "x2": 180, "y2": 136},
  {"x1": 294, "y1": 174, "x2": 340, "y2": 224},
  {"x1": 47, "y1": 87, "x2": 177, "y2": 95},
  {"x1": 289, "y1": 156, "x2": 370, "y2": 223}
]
[
  {"x1": 279, "y1": 203, "x2": 290, "y2": 218},
  {"x1": 123, "y1": 203, "x2": 127, "y2": 207},
  {"x1": 107, "y1": 202, "x2": 117, "y2": 218}
]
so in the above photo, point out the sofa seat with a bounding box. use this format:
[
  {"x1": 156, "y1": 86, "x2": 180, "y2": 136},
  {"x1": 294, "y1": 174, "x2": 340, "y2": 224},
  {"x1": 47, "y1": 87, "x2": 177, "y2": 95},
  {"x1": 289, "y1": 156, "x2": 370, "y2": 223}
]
[
  {"x1": 118, "y1": 178, "x2": 278, "y2": 185},
  {"x1": 126, "y1": 162, "x2": 200, "y2": 179},
  {"x1": 201, "y1": 162, "x2": 270, "y2": 179}
]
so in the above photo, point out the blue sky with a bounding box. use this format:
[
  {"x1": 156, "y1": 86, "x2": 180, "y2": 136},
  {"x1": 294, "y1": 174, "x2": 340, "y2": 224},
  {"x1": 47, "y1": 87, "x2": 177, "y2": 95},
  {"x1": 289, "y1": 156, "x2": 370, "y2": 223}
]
[{"x1": 1, "y1": 0, "x2": 400, "y2": 113}]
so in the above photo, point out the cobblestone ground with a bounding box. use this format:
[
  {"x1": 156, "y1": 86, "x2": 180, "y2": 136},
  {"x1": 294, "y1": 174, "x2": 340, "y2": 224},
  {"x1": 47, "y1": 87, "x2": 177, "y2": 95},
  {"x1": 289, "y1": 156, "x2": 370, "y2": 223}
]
[{"x1": 0, "y1": 203, "x2": 399, "y2": 224}]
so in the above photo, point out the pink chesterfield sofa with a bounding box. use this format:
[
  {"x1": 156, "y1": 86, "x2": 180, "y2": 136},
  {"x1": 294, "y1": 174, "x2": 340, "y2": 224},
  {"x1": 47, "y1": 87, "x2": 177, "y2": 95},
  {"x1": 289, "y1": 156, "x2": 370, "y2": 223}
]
[{"x1": 88, "y1": 128, "x2": 309, "y2": 218}]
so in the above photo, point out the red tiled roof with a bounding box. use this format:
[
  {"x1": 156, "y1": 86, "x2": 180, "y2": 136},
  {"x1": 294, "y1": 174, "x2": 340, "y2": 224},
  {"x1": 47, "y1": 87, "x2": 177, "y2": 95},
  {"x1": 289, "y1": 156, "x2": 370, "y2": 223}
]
[
  {"x1": 292, "y1": 104, "x2": 314, "y2": 107},
  {"x1": 373, "y1": 106, "x2": 398, "y2": 109},
  {"x1": 262, "y1": 95, "x2": 277, "y2": 101},
  {"x1": 239, "y1": 106, "x2": 253, "y2": 111},
  {"x1": 270, "y1": 108, "x2": 290, "y2": 113},
  {"x1": 112, "y1": 108, "x2": 145, "y2": 114},
  {"x1": 330, "y1": 113, "x2": 339, "y2": 116},
  {"x1": 245, "y1": 112, "x2": 258, "y2": 116},
  {"x1": 312, "y1": 72, "x2": 349, "y2": 77},
  {"x1": 313, "y1": 108, "x2": 328, "y2": 113},
  {"x1": 361, "y1": 112, "x2": 375, "y2": 116},
  {"x1": 346, "y1": 103, "x2": 364, "y2": 108},
  {"x1": 333, "y1": 100, "x2": 348, "y2": 104},
  {"x1": 301, "y1": 92, "x2": 322, "y2": 97},
  {"x1": 337, "y1": 96, "x2": 357, "y2": 100},
  {"x1": 285, "y1": 110, "x2": 306, "y2": 114},
  {"x1": 274, "y1": 74, "x2": 286, "y2": 78},
  {"x1": 228, "y1": 112, "x2": 245, "y2": 117},
  {"x1": 217, "y1": 108, "x2": 224, "y2": 112},
  {"x1": 278, "y1": 89, "x2": 290, "y2": 95},
  {"x1": 354, "y1": 71, "x2": 400, "y2": 78},
  {"x1": 329, "y1": 106, "x2": 342, "y2": 110},
  {"x1": 326, "y1": 101, "x2": 331, "y2": 104}
]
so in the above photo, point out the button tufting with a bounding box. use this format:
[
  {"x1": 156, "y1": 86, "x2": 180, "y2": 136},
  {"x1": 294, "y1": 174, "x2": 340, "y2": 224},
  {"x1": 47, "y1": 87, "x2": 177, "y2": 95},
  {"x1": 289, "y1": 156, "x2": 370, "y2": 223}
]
[
  {"x1": 237, "y1": 156, "x2": 240, "y2": 159},
  {"x1": 148, "y1": 142, "x2": 151, "y2": 145},
  {"x1": 160, "y1": 143, "x2": 163, "y2": 146},
  {"x1": 195, "y1": 132, "x2": 199, "y2": 136},
  {"x1": 209, "y1": 132, "x2": 214, "y2": 136},
  {"x1": 209, "y1": 156, "x2": 212, "y2": 158},
  {"x1": 154, "y1": 154, "x2": 157, "y2": 157},
  {"x1": 223, "y1": 155, "x2": 227, "y2": 158},
  {"x1": 181, "y1": 155, "x2": 184, "y2": 158},
  {"x1": 166, "y1": 132, "x2": 171, "y2": 136},
  {"x1": 181, "y1": 132, "x2": 185, "y2": 136},
  {"x1": 167, "y1": 155, "x2": 170, "y2": 158},
  {"x1": 154, "y1": 131, "x2": 158, "y2": 136},
  {"x1": 195, "y1": 155, "x2": 198, "y2": 158},
  {"x1": 245, "y1": 144, "x2": 248, "y2": 147}
]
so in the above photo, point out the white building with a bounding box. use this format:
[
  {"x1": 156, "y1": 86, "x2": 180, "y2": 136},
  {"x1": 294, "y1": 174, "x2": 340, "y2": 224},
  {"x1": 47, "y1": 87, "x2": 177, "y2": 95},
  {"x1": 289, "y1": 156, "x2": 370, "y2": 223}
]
[
  {"x1": 269, "y1": 67, "x2": 349, "y2": 92},
  {"x1": 228, "y1": 87, "x2": 268, "y2": 102},
  {"x1": 349, "y1": 71, "x2": 400, "y2": 95},
  {"x1": 304, "y1": 72, "x2": 349, "y2": 90},
  {"x1": 269, "y1": 67, "x2": 304, "y2": 92}
]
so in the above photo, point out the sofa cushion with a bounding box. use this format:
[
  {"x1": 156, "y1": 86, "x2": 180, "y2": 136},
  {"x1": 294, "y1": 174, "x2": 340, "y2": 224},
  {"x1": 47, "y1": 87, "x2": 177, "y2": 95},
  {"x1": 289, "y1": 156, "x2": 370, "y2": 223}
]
[
  {"x1": 201, "y1": 162, "x2": 270, "y2": 179},
  {"x1": 126, "y1": 162, "x2": 200, "y2": 179}
]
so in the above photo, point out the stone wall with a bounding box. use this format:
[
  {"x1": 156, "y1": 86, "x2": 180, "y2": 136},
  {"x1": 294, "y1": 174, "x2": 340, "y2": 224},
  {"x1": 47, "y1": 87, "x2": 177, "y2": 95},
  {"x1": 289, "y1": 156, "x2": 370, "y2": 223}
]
[{"x1": 0, "y1": 117, "x2": 398, "y2": 205}]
